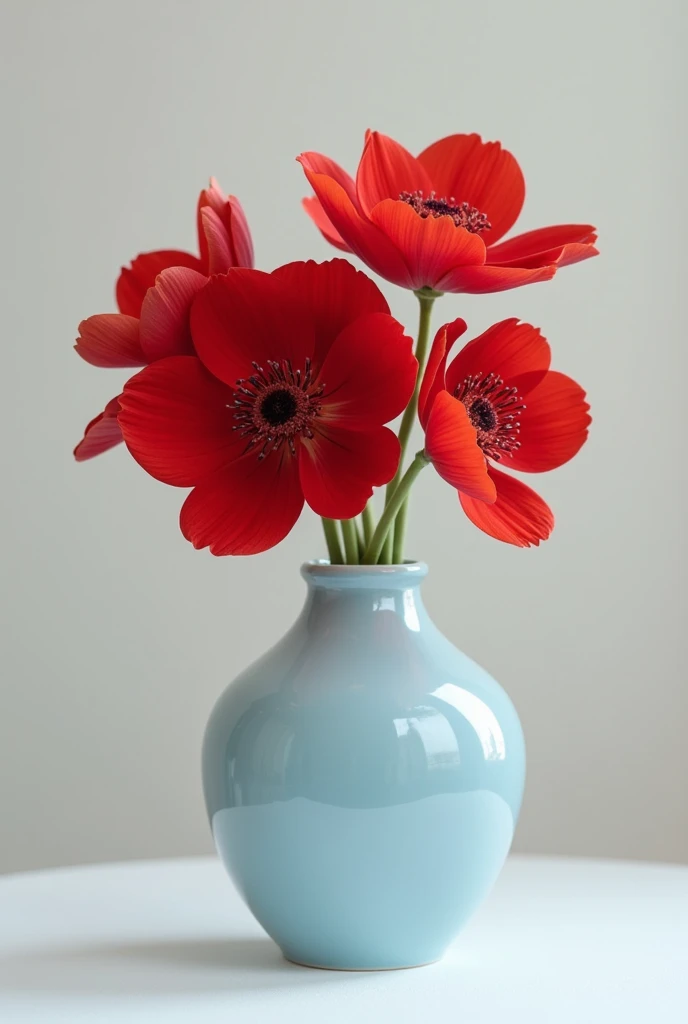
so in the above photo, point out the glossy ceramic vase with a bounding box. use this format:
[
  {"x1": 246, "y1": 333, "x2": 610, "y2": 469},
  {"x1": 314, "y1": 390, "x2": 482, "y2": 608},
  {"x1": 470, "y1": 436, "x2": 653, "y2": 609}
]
[{"x1": 203, "y1": 562, "x2": 525, "y2": 970}]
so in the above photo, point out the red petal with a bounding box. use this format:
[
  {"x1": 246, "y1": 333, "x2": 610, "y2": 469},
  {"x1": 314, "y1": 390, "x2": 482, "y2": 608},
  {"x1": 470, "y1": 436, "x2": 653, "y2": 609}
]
[
  {"x1": 200, "y1": 207, "x2": 235, "y2": 275},
  {"x1": 73, "y1": 397, "x2": 123, "y2": 461},
  {"x1": 138, "y1": 267, "x2": 208, "y2": 361},
  {"x1": 459, "y1": 467, "x2": 554, "y2": 547},
  {"x1": 198, "y1": 177, "x2": 226, "y2": 214},
  {"x1": 75, "y1": 314, "x2": 145, "y2": 368},
  {"x1": 198, "y1": 188, "x2": 255, "y2": 274},
  {"x1": 436, "y1": 263, "x2": 556, "y2": 293},
  {"x1": 226, "y1": 196, "x2": 254, "y2": 269},
  {"x1": 116, "y1": 250, "x2": 203, "y2": 317},
  {"x1": 118, "y1": 356, "x2": 240, "y2": 486},
  {"x1": 297, "y1": 160, "x2": 414, "y2": 288},
  {"x1": 486, "y1": 224, "x2": 598, "y2": 266},
  {"x1": 490, "y1": 242, "x2": 599, "y2": 270},
  {"x1": 424, "y1": 391, "x2": 496, "y2": 502},
  {"x1": 190, "y1": 269, "x2": 315, "y2": 388},
  {"x1": 302, "y1": 196, "x2": 352, "y2": 252},
  {"x1": 197, "y1": 178, "x2": 226, "y2": 270},
  {"x1": 418, "y1": 318, "x2": 467, "y2": 428},
  {"x1": 355, "y1": 131, "x2": 434, "y2": 218},
  {"x1": 445, "y1": 319, "x2": 551, "y2": 396},
  {"x1": 299, "y1": 424, "x2": 400, "y2": 519},
  {"x1": 507, "y1": 371, "x2": 591, "y2": 473},
  {"x1": 318, "y1": 312, "x2": 416, "y2": 425},
  {"x1": 417, "y1": 134, "x2": 525, "y2": 246},
  {"x1": 272, "y1": 259, "x2": 389, "y2": 364},
  {"x1": 297, "y1": 151, "x2": 361, "y2": 210},
  {"x1": 369, "y1": 200, "x2": 486, "y2": 291},
  {"x1": 180, "y1": 453, "x2": 304, "y2": 556}
]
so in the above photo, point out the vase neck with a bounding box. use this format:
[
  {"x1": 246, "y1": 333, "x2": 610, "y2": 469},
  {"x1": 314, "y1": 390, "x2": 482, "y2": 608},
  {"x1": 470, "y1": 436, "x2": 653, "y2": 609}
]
[
  {"x1": 301, "y1": 561, "x2": 428, "y2": 590},
  {"x1": 299, "y1": 562, "x2": 430, "y2": 634}
]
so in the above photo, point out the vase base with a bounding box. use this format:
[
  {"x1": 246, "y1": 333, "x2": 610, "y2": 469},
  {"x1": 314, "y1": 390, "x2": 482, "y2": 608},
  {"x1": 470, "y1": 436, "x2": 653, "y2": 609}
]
[{"x1": 284, "y1": 954, "x2": 440, "y2": 972}]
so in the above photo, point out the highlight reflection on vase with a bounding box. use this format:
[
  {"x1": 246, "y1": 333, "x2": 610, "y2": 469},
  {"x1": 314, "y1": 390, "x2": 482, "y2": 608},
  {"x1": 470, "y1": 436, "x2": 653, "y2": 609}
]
[{"x1": 203, "y1": 561, "x2": 525, "y2": 970}]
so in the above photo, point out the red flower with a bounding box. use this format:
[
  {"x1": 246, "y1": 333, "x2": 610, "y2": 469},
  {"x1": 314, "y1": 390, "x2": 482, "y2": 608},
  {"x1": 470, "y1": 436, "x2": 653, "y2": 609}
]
[
  {"x1": 116, "y1": 178, "x2": 254, "y2": 316},
  {"x1": 74, "y1": 179, "x2": 254, "y2": 461},
  {"x1": 117, "y1": 260, "x2": 417, "y2": 556},
  {"x1": 299, "y1": 131, "x2": 598, "y2": 294},
  {"x1": 73, "y1": 267, "x2": 208, "y2": 460},
  {"x1": 419, "y1": 318, "x2": 591, "y2": 546}
]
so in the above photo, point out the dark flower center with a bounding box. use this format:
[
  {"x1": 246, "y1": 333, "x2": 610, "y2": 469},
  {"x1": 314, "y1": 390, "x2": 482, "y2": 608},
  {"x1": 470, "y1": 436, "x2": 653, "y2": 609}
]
[
  {"x1": 259, "y1": 388, "x2": 298, "y2": 426},
  {"x1": 468, "y1": 398, "x2": 498, "y2": 433},
  {"x1": 399, "y1": 190, "x2": 491, "y2": 234},
  {"x1": 232, "y1": 358, "x2": 324, "y2": 459},
  {"x1": 454, "y1": 372, "x2": 525, "y2": 461}
]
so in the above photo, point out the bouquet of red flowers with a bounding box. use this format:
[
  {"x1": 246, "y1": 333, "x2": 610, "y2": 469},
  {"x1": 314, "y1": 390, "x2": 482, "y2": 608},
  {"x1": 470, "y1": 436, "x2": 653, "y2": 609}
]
[{"x1": 74, "y1": 131, "x2": 596, "y2": 563}]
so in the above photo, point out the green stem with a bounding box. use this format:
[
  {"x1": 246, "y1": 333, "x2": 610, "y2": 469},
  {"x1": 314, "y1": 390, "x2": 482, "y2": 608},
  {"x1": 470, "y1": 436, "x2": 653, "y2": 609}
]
[
  {"x1": 394, "y1": 293, "x2": 436, "y2": 474},
  {"x1": 392, "y1": 496, "x2": 410, "y2": 564},
  {"x1": 363, "y1": 453, "x2": 429, "y2": 564},
  {"x1": 379, "y1": 529, "x2": 394, "y2": 566},
  {"x1": 361, "y1": 503, "x2": 375, "y2": 546},
  {"x1": 340, "y1": 518, "x2": 360, "y2": 564},
  {"x1": 381, "y1": 291, "x2": 436, "y2": 563},
  {"x1": 355, "y1": 520, "x2": 365, "y2": 560},
  {"x1": 321, "y1": 518, "x2": 344, "y2": 565}
]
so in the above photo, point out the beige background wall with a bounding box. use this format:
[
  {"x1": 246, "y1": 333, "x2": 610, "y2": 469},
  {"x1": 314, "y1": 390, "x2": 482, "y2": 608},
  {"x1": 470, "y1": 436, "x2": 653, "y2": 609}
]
[{"x1": 1, "y1": 0, "x2": 685, "y2": 873}]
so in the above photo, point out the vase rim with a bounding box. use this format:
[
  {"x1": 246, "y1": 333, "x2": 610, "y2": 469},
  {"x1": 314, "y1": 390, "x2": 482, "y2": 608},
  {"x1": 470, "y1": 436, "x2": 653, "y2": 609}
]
[{"x1": 301, "y1": 560, "x2": 428, "y2": 587}]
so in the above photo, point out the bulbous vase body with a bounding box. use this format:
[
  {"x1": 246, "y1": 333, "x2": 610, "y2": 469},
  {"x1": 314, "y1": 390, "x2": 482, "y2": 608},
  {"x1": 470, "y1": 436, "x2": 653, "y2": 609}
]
[{"x1": 203, "y1": 562, "x2": 525, "y2": 970}]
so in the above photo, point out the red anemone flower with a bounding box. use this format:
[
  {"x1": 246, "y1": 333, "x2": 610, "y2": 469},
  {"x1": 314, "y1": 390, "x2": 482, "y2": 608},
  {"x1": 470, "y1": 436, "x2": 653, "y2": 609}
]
[
  {"x1": 116, "y1": 178, "x2": 254, "y2": 316},
  {"x1": 117, "y1": 260, "x2": 417, "y2": 556},
  {"x1": 419, "y1": 318, "x2": 591, "y2": 546},
  {"x1": 299, "y1": 131, "x2": 598, "y2": 294},
  {"x1": 74, "y1": 179, "x2": 254, "y2": 461},
  {"x1": 73, "y1": 267, "x2": 208, "y2": 460}
]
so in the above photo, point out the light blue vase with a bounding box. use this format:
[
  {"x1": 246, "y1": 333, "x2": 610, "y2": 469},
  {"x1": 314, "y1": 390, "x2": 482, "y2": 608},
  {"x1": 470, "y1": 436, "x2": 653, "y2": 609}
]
[{"x1": 203, "y1": 561, "x2": 525, "y2": 970}]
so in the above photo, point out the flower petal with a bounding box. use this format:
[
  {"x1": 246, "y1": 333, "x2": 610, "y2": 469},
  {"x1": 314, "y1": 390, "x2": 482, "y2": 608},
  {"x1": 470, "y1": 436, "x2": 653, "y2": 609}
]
[
  {"x1": 436, "y1": 263, "x2": 556, "y2": 293},
  {"x1": 490, "y1": 242, "x2": 599, "y2": 270},
  {"x1": 118, "y1": 356, "x2": 240, "y2": 486},
  {"x1": 418, "y1": 318, "x2": 467, "y2": 428},
  {"x1": 198, "y1": 182, "x2": 254, "y2": 274},
  {"x1": 198, "y1": 177, "x2": 227, "y2": 215},
  {"x1": 197, "y1": 179, "x2": 225, "y2": 269},
  {"x1": 356, "y1": 131, "x2": 434, "y2": 218},
  {"x1": 507, "y1": 371, "x2": 591, "y2": 473},
  {"x1": 297, "y1": 160, "x2": 414, "y2": 288},
  {"x1": 369, "y1": 200, "x2": 486, "y2": 290},
  {"x1": 190, "y1": 269, "x2": 316, "y2": 388},
  {"x1": 302, "y1": 196, "x2": 352, "y2": 252},
  {"x1": 200, "y1": 207, "x2": 235, "y2": 275},
  {"x1": 445, "y1": 319, "x2": 551, "y2": 396},
  {"x1": 424, "y1": 391, "x2": 496, "y2": 503},
  {"x1": 116, "y1": 250, "x2": 204, "y2": 317},
  {"x1": 299, "y1": 424, "x2": 400, "y2": 519},
  {"x1": 73, "y1": 397, "x2": 123, "y2": 461},
  {"x1": 180, "y1": 453, "x2": 304, "y2": 556},
  {"x1": 138, "y1": 267, "x2": 208, "y2": 361},
  {"x1": 297, "y1": 151, "x2": 361, "y2": 209},
  {"x1": 486, "y1": 224, "x2": 598, "y2": 265},
  {"x1": 417, "y1": 134, "x2": 525, "y2": 246},
  {"x1": 459, "y1": 467, "x2": 554, "y2": 547},
  {"x1": 75, "y1": 314, "x2": 145, "y2": 368},
  {"x1": 226, "y1": 196, "x2": 254, "y2": 269},
  {"x1": 271, "y1": 259, "x2": 389, "y2": 363},
  {"x1": 318, "y1": 312, "x2": 416, "y2": 425}
]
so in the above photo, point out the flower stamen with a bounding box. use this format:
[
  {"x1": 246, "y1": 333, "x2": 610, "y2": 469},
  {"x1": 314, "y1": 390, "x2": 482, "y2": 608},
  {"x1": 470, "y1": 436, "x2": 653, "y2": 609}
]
[
  {"x1": 454, "y1": 372, "x2": 525, "y2": 461},
  {"x1": 399, "y1": 190, "x2": 491, "y2": 234},
  {"x1": 232, "y1": 358, "x2": 324, "y2": 459}
]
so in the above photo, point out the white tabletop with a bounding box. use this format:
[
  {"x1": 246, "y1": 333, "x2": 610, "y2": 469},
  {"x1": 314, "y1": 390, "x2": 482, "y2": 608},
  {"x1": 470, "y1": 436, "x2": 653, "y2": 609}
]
[{"x1": 0, "y1": 855, "x2": 686, "y2": 1023}]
